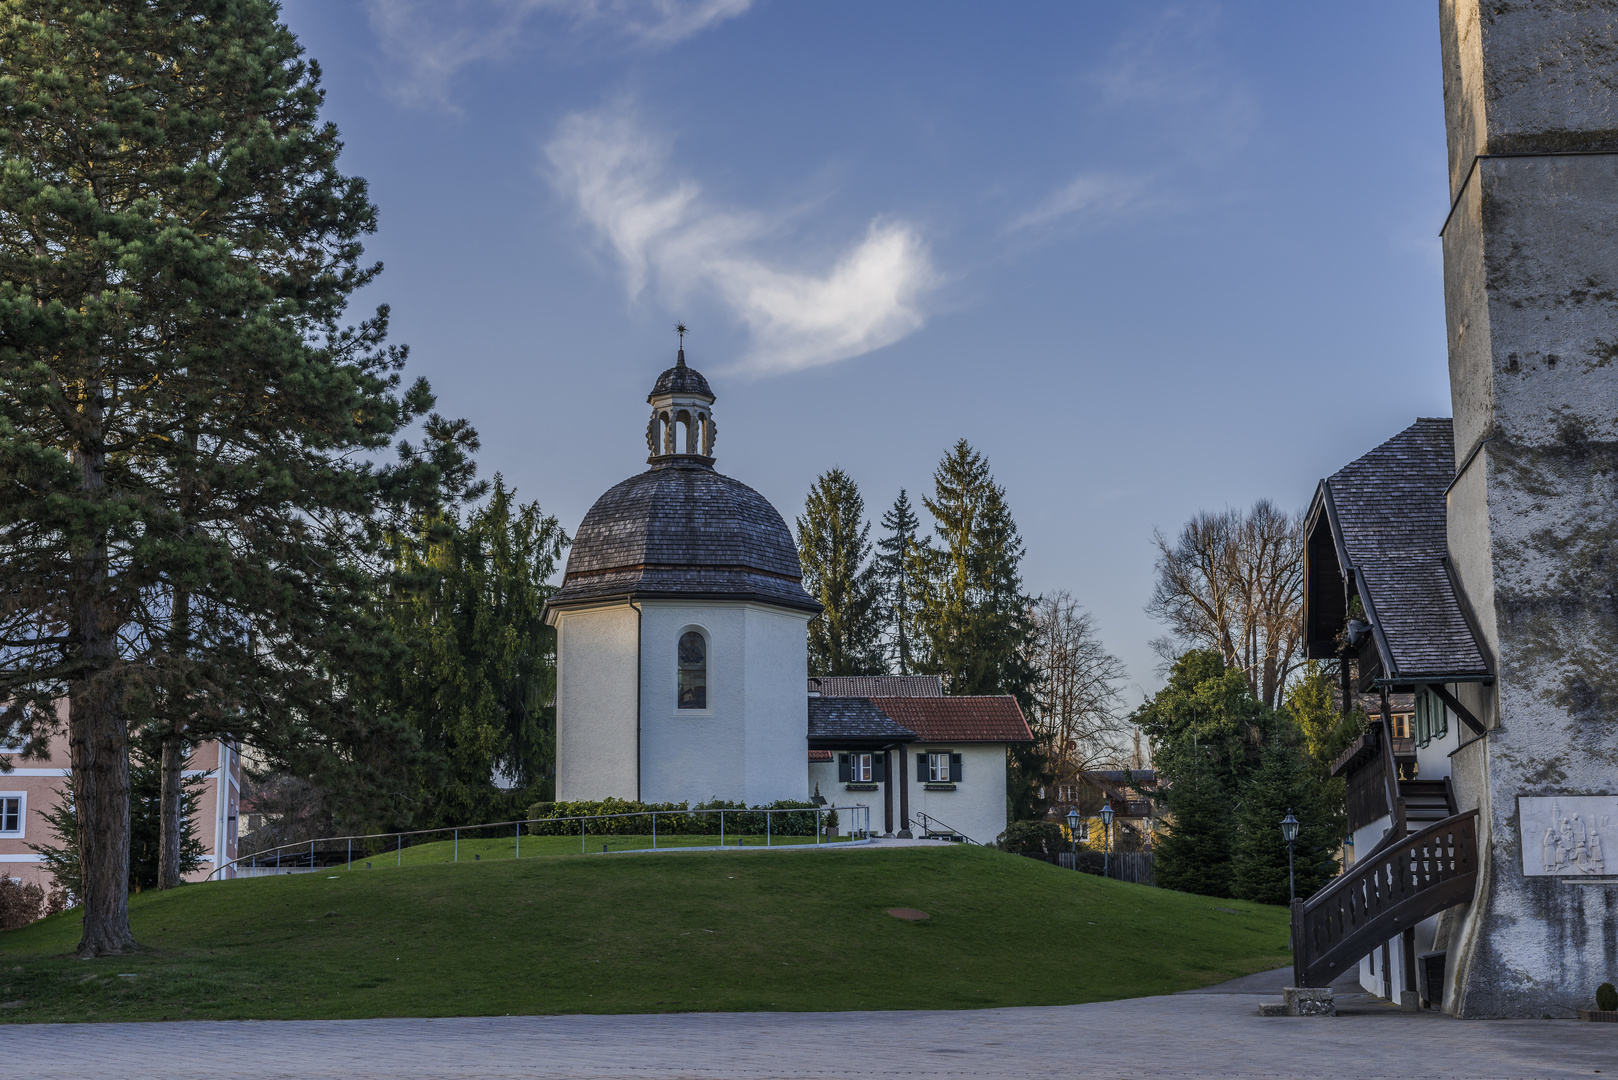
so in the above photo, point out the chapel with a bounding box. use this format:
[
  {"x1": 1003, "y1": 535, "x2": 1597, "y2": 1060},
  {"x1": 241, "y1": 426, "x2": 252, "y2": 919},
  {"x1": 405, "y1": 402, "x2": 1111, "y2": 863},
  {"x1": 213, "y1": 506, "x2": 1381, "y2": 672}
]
[{"x1": 543, "y1": 344, "x2": 1031, "y2": 844}]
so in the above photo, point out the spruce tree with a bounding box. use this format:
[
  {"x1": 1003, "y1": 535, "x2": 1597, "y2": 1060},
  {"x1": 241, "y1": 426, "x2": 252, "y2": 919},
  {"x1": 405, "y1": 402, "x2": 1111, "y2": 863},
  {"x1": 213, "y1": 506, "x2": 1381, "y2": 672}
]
[
  {"x1": 1153, "y1": 763, "x2": 1235, "y2": 897},
  {"x1": 796, "y1": 468, "x2": 886, "y2": 676},
  {"x1": 1230, "y1": 737, "x2": 1342, "y2": 905},
  {"x1": 909, "y1": 441, "x2": 1043, "y2": 816},
  {"x1": 911, "y1": 441, "x2": 1037, "y2": 705},
  {"x1": 876, "y1": 490, "x2": 922, "y2": 675},
  {"x1": 0, "y1": 2, "x2": 449, "y2": 952},
  {"x1": 379, "y1": 478, "x2": 569, "y2": 826}
]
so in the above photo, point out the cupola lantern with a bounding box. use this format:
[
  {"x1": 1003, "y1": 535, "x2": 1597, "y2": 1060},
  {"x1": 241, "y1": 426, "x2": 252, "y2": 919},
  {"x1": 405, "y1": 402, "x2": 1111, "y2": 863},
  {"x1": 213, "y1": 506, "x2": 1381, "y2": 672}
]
[{"x1": 645, "y1": 323, "x2": 716, "y2": 463}]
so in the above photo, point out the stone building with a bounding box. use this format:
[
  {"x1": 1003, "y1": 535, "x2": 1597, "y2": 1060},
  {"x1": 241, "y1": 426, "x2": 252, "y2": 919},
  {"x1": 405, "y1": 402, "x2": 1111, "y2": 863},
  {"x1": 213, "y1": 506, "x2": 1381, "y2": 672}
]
[{"x1": 1293, "y1": 1, "x2": 1618, "y2": 1019}]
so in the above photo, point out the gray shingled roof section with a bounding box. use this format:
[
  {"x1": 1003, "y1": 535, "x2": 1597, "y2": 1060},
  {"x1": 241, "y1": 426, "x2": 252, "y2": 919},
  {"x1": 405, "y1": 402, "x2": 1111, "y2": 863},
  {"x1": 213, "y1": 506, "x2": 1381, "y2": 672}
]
[
  {"x1": 809, "y1": 675, "x2": 943, "y2": 697},
  {"x1": 1325, "y1": 418, "x2": 1491, "y2": 680},
  {"x1": 807, "y1": 697, "x2": 917, "y2": 742},
  {"x1": 649, "y1": 355, "x2": 713, "y2": 398},
  {"x1": 547, "y1": 460, "x2": 820, "y2": 613}
]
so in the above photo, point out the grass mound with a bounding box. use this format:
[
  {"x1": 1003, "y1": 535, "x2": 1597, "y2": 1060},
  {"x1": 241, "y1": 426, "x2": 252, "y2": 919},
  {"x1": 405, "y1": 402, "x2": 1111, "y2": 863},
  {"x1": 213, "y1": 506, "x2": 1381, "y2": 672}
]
[{"x1": 0, "y1": 845, "x2": 1289, "y2": 1022}]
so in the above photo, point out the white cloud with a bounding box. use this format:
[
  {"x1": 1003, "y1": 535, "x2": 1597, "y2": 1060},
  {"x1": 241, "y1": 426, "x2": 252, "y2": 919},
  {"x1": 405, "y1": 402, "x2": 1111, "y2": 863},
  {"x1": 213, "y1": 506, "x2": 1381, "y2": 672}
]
[
  {"x1": 546, "y1": 102, "x2": 937, "y2": 375},
  {"x1": 367, "y1": 0, "x2": 753, "y2": 108},
  {"x1": 1006, "y1": 172, "x2": 1154, "y2": 233}
]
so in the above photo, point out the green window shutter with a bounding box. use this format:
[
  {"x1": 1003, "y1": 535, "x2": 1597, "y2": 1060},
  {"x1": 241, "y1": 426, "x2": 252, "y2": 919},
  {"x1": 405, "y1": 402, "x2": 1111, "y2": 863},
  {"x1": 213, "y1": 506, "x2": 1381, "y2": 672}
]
[
  {"x1": 950, "y1": 753, "x2": 963, "y2": 782},
  {"x1": 873, "y1": 753, "x2": 887, "y2": 783},
  {"x1": 838, "y1": 754, "x2": 850, "y2": 782},
  {"x1": 917, "y1": 753, "x2": 927, "y2": 781}
]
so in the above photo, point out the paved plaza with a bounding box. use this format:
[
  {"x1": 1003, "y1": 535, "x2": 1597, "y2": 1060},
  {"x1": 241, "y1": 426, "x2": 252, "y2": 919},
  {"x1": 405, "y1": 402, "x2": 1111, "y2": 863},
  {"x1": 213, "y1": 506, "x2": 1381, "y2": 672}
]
[{"x1": 0, "y1": 969, "x2": 1611, "y2": 1080}]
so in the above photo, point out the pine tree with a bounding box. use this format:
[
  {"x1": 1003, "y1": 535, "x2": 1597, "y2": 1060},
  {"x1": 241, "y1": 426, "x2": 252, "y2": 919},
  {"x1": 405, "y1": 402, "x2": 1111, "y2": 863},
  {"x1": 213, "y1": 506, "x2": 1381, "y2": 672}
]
[
  {"x1": 875, "y1": 490, "x2": 922, "y2": 675},
  {"x1": 796, "y1": 469, "x2": 886, "y2": 676},
  {"x1": 1230, "y1": 737, "x2": 1342, "y2": 905},
  {"x1": 0, "y1": 2, "x2": 449, "y2": 953},
  {"x1": 1153, "y1": 764, "x2": 1235, "y2": 898}
]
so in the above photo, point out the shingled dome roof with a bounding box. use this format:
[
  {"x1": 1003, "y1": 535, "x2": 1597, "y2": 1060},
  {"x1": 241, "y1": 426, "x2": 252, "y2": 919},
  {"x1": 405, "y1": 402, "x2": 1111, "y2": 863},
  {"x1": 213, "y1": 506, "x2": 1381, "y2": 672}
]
[
  {"x1": 649, "y1": 352, "x2": 713, "y2": 398},
  {"x1": 546, "y1": 461, "x2": 820, "y2": 613}
]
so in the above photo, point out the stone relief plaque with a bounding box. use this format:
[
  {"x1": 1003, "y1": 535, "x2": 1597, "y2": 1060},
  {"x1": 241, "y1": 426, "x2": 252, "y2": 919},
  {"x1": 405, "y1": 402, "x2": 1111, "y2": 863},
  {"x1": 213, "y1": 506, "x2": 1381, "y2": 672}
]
[{"x1": 1518, "y1": 796, "x2": 1616, "y2": 877}]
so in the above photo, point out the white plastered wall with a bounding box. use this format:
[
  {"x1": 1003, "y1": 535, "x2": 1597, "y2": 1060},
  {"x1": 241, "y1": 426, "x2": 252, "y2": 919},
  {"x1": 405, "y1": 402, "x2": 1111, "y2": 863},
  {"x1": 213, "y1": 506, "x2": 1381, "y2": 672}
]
[
  {"x1": 637, "y1": 600, "x2": 810, "y2": 807},
  {"x1": 554, "y1": 602, "x2": 641, "y2": 802},
  {"x1": 901, "y1": 743, "x2": 1009, "y2": 846}
]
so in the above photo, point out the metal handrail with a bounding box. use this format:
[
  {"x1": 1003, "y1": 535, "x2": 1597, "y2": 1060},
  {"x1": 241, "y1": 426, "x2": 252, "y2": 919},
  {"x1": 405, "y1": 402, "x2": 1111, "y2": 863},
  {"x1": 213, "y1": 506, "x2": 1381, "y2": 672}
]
[
  {"x1": 209, "y1": 804, "x2": 872, "y2": 881},
  {"x1": 911, "y1": 810, "x2": 978, "y2": 845}
]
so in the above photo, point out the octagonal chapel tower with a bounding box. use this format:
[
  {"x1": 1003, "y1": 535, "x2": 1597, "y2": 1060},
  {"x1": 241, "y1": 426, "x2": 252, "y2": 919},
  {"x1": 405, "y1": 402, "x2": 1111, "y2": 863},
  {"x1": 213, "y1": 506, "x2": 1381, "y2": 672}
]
[{"x1": 544, "y1": 345, "x2": 821, "y2": 806}]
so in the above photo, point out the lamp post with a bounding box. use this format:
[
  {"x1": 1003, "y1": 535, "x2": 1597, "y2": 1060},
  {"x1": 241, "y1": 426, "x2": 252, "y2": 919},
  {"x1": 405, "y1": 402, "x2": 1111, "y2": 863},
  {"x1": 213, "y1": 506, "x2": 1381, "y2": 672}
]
[
  {"x1": 1100, "y1": 801, "x2": 1115, "y2": 879},
  {"x1": 1281, "y1": 809, "x2": 1300, "y2": 904},
  {"x1": 1065, "y1": 807, "x2": 1081, "y2": 867}
]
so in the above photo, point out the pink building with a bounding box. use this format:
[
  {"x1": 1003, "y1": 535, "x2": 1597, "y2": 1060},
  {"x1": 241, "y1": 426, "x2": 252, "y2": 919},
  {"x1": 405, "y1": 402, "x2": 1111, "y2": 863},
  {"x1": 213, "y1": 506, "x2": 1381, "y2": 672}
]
[{"x1": 1, "y1": 728, "x2": 241, "y2": 890}]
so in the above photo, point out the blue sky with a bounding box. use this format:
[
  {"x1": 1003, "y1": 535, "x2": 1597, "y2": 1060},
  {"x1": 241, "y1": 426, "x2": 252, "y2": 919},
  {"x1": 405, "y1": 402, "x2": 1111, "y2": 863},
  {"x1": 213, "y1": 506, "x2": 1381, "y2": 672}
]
[{"x1": 279, "y1": 1, "x2": 1450, "y2": 703}]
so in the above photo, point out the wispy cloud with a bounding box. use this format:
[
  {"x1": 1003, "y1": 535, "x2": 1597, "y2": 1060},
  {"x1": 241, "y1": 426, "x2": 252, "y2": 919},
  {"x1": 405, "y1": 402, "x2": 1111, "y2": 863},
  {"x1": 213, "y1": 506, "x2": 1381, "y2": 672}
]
[
  {"x1": 1006, "y1": 3, "x2": 1252, "y2": 235},
  {"x1": 1092, "y1": 2, "x2": 1256, "y2": 155},
  {"x1": 546, "y1": 101, "x2": 937, "y2": 376},
  {"x1": 367, "y1": 0, "x2": 753, "y2": 108},
  {"x1": 1005, "y1": 172, "x2": 1155, "y2": 234}
]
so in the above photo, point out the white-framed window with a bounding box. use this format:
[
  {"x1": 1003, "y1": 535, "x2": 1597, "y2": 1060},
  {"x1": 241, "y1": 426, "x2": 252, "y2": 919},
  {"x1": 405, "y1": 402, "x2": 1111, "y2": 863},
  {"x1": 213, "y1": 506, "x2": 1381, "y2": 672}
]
[
  {"x1": 0, "y1": 793, "x2": 24, "y2": 836},
  {"x1": 917, "y1": 751, "x2": 962, "y2": 783},
  {"x1": 839, "y1": 752, "x2": 883, "y2": 783},
  {"x1": 677, "y1": 629, "x2": 708, "y2": 710}
]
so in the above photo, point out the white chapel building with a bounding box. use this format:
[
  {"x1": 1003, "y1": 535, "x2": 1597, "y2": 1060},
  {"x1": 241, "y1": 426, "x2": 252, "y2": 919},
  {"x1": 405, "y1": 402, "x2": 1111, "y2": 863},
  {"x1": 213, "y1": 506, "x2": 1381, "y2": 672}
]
[{"x1": 543, "y1": 347, "x2": 1031, "y2": 844}]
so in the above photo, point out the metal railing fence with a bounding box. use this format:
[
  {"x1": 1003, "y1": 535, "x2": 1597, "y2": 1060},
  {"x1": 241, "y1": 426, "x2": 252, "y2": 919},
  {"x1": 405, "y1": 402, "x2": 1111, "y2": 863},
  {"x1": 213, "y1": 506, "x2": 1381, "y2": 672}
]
[{"x1": 211, "y1": 804, "x2": 872, "y2": 881}]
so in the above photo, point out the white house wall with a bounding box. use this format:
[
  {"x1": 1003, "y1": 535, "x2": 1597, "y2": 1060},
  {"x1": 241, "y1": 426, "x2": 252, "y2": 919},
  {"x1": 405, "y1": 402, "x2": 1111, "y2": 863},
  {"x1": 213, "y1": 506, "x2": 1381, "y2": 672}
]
[
  {"x1": 814, "y1": 743, "x2": 1010, "y2": 846},
  {"x1": 637, "y1": 600, "x2": 809, "y2": 807},
  {"x1": 903, "y1": 743, "x2": 1008, "y2": 846},
  {"x1": 555, "y1": 602, "x2": 641, "y2": 802}
]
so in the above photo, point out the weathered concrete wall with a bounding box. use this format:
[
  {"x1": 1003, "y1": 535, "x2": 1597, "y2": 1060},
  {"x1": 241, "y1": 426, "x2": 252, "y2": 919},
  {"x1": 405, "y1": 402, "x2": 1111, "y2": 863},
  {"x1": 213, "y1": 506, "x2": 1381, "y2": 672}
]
[{"x1": 1440, "y1": 0, "x2": 1618, "y2": 1019}]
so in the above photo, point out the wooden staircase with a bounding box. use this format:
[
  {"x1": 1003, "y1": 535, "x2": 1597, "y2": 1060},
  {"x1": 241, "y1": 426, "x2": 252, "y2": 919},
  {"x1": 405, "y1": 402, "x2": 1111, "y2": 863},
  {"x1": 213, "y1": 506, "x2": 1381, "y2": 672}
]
[{"x1": 1290, "y1": 719, "x2": 1477, "y2": 990}]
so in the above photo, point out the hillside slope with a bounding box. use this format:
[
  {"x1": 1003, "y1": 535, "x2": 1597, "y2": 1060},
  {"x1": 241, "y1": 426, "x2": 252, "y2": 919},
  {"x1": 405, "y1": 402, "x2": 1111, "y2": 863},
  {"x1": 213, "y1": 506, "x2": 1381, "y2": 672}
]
[{"x1": 0, "y1": 845, "x2": 1290, "y2": 1022}]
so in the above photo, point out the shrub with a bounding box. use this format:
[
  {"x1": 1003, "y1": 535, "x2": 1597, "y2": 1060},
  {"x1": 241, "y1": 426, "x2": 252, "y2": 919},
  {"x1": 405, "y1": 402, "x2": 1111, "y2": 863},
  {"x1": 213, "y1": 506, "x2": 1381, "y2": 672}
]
[
  {"x1": 524, "y1": 798, "x2": 835, "y2": 836},
  {"x1": 996, "y1": 820, "x2": 1067, "y2": 857},
  {"x1": 1598, "y1": 982, "x2": 1617, "y2": 1012},
  {"x1": 0, "y1": 877, "x2": 69, "y2": 931}
]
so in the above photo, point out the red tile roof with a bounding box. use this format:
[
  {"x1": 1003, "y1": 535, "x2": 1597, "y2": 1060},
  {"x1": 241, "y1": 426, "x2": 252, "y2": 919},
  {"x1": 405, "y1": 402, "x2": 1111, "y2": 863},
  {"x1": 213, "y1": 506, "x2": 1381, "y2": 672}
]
[
  {"x1": 808, "y1": 749, "x2": 833, "y2": 762},
  {"x1": 873, "y1": 696, "x2": 1033, "y2": 744}
]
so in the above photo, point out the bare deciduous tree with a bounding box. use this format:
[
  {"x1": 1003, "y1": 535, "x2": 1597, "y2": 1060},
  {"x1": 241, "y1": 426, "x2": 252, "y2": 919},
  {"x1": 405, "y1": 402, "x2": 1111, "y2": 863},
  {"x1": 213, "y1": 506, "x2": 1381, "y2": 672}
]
[
  {"x1": 1146, "y1": 500, "x2": 1303, "y2": 710},
  {"x1": 1029, "y1": 591, "x2": 1129, "y2": 774}
]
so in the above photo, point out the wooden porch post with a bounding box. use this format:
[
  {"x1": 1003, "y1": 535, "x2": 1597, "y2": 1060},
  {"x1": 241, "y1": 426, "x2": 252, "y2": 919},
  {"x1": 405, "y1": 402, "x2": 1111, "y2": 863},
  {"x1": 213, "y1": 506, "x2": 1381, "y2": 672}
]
[
  {"x1": 898, "y1": 744, "x2": 911, "y2": 837},
  {"x1": 882, "y1": 750, "x2": 894, "y2": 836}
]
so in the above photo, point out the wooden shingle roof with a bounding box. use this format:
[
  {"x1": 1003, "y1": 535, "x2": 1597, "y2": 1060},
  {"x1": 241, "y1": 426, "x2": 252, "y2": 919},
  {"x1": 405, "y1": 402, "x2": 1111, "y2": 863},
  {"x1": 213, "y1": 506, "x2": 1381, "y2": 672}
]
[
  {"x1": 546, "y1": 460, "x2": 820, "y2": 615},
  {"x1": 1305, "y1": 418, "x2": 1492, "y2": 684}
]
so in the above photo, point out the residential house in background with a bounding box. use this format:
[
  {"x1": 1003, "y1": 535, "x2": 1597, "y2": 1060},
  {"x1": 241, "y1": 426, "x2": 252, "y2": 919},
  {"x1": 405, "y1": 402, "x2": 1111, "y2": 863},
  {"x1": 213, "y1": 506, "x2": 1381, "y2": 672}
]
[{"x1": 2, "y1": 716, "x2": 242, "y2": 890}]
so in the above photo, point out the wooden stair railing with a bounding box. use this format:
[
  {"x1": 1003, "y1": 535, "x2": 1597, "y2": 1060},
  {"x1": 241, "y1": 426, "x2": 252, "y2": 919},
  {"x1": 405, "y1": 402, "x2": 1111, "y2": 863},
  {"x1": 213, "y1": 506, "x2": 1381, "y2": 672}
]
[{"x1": 1290, "y1": 808, "x2": 1479, "y2": 989}]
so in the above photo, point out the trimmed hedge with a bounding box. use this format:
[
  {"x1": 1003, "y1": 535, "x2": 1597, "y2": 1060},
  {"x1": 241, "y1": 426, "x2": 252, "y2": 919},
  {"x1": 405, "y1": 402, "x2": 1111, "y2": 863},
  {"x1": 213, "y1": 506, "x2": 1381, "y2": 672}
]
[{"x1": 525, "y1": 797, "x2": 836, "y2": 837}]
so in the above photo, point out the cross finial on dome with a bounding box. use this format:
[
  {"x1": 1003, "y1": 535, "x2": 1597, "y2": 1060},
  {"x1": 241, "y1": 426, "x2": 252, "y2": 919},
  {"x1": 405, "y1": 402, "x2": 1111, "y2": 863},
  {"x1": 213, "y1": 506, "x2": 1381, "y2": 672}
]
[{"x1": 675, "y1": 321, "x2": 688, "y2": 365}]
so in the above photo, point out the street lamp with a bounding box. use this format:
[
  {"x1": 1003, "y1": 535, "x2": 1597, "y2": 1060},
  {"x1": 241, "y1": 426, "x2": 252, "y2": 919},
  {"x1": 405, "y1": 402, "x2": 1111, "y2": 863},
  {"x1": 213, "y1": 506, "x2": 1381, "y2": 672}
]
[
  {"x1": 1100, "y1": 801, "x2": 1115, "y2": 879},
  {"x1": 1281, "y1": 809, "x2": 1300, "y2": 904},
  {"x1": 1065, "y1": 807, "x2": 1081, "y2": 865}
]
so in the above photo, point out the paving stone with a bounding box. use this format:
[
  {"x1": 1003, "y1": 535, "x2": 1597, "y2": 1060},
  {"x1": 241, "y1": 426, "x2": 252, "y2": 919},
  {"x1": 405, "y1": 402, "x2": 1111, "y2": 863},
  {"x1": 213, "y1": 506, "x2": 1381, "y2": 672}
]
[{"x1": 0, "y1": 990, "x2": 1610, "y2": 1079}]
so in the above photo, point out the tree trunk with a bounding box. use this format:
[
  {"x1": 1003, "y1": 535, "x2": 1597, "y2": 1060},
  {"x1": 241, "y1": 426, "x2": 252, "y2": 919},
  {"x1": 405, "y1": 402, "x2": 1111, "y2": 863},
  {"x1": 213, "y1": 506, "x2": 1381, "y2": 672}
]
[
  {"x1": 69, "y1": 364, "x2": 135, "y2": 957},
  {"x1": 157, "y1": 731, "x2": 185, "y2": 889}
]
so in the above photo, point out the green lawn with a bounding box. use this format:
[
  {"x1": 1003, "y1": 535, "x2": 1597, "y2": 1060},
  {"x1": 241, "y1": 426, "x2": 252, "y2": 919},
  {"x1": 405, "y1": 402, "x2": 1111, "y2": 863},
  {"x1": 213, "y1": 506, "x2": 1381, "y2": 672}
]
[{"x1": 0, "y1": 845, "x2": 1290, "y2": 1022}]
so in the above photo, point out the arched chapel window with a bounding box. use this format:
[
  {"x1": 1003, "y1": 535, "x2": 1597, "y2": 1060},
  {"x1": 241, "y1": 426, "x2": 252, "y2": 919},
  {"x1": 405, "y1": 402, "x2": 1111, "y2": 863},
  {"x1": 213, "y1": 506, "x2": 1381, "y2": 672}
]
[{"x1": 678, "y1": 631, "x2": 707, "y2": 709}]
